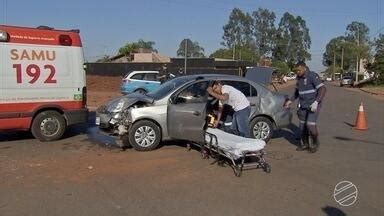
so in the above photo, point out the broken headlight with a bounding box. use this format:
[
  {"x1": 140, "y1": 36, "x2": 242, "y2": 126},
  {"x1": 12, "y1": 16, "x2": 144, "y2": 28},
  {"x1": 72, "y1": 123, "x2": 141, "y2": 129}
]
[{"x1": 107, "y1": 99, "x2": 125, "y2": 113}]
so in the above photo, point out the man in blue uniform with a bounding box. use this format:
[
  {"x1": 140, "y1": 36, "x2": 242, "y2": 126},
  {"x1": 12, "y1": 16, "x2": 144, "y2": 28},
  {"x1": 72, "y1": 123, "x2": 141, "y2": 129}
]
[{"x1": 284, "y1": 61, "x2": 326, "y2": 153}]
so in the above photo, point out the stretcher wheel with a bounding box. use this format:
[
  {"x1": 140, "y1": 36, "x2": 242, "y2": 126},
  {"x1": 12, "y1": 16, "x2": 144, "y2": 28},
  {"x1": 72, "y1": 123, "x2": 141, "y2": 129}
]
[
  {"x1": 234, "y1": 166, "x2": 242, "y2": 177},
  {"x1": 186, "y1": 143, "x2": 191, "y2": 151},
  {"x1": 263, "y1": 163, "x2": 271, "y2": 173},
  {"x1": 201, "y1": 150, "x2": 209, "y2": 159},
  {"x1": 218, "y1": 160, "x2": 225, "y2": 167}
]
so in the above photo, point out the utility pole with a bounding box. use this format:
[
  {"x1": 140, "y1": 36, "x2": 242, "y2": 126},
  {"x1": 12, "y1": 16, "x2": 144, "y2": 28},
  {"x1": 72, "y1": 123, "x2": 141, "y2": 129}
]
[
  {"x1": 355, "y1": 27, "x2": 360, "y2": 85},
  {"x1": 341, "y1": 46, "x2": 344, "y2": 72},
  {"x1": 232, "y1": 43, "x2": 236, "y2": 60},
  {"x1": 184, "y1": 39, "x2": 187, "y2": 75},
  {"x1": 333, "y1": 51, "x2": 336, "y2": 80},
  {"x1": 239, "y1": 49, "x2": 242, "y2": 60}
]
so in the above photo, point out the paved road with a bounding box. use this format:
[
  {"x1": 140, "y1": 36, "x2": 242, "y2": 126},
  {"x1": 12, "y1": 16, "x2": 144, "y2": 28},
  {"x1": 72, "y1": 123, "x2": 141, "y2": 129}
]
[{"x1": 1, "y1": 84, "x2": 383, "y2": 216}]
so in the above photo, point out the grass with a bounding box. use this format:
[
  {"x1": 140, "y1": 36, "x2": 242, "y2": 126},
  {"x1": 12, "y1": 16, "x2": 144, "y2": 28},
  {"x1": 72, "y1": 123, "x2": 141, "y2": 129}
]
[{"x1": 360, "y1": 84, "x2": 384, "y2": 95}]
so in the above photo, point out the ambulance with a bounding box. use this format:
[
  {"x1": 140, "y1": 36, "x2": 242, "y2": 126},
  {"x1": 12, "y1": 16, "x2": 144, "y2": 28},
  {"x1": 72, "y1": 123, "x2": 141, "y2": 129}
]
[{"x1": 0, "y1": 25, "x2": 88, "y2": 141}]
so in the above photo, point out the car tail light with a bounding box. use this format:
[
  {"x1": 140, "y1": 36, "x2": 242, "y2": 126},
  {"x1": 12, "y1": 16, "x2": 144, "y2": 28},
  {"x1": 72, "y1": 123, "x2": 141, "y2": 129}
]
[
  {"x1": 122, "y1": 79, "x2": 130, "y2": 84},
  {"x1": 59, "y1": 34, "x2": 72, "y2": 46},
  {"x1": 82, "y1": 87, "x2": 87, "y2": 108},
  {"x1": 0, "y1": 30, "x2": 9, "y2": 42}
]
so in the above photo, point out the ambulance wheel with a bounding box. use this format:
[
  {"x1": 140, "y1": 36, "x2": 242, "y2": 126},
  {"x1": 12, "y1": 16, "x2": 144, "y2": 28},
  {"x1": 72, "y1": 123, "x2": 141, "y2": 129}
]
[
  {"x1": 250, "y1": 116, "x2": 273, "y2": 142},
  {"x1": 31, "y1": 110, "x2": 66, "y2": 142},
  {"x1": 128, "y1": 120, "x2": 161, "y2": 151}
]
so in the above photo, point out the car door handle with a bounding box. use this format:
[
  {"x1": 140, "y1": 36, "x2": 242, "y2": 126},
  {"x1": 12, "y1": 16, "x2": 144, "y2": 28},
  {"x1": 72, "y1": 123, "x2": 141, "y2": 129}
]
[
  {"x1": 193, "y1": 111, "x2": 201, "y2": 116},
  {"x1": 250, "y1": 103, "x2": 256, "y2": 107}
]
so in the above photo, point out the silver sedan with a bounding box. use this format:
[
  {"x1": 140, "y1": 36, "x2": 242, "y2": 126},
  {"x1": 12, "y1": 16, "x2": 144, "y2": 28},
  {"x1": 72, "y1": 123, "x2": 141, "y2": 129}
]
[{"x1": 96, "y1": 74, "x2": 292, "y2": 151}]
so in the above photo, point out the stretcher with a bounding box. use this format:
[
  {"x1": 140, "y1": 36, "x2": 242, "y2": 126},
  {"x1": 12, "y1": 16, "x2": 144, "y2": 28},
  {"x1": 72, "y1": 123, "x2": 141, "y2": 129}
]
[{"x1": 189, "y1": 128, "x2": 271, "y2": 177}]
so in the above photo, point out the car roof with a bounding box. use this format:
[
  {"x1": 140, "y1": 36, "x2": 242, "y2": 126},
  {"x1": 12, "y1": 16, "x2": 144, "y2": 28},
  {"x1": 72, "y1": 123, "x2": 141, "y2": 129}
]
[
  {"x1": 125, "y1": 71, "x2": 159, "y2": 78},
  {"x1": 181, "y1": 73, "x2": 244, "y2": 81},
  {"x1": 130, "y1": 71, "x2": 159, "y2": 74}
]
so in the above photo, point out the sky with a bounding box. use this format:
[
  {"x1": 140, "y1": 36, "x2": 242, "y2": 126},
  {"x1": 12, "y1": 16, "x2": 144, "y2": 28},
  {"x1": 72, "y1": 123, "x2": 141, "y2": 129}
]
[{"x1": 1, "y1": 0, "x2": 383, "y2": 72}]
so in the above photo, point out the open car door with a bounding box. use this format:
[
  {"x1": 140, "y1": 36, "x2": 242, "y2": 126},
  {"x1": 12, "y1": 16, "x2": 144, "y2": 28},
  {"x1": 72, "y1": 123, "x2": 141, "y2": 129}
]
[{"x1": 167, "y1": 81, "x2": 209, "y2": 143}]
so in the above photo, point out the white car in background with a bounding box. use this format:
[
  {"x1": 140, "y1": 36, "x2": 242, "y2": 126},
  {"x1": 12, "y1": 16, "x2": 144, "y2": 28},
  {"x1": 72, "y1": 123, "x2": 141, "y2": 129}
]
[
  {"x1": 120, "y1": 71, "x2": 160, "y2": 94},
  {"x1": 283, "y1": 72, "x2": 296, "y2": 82}
]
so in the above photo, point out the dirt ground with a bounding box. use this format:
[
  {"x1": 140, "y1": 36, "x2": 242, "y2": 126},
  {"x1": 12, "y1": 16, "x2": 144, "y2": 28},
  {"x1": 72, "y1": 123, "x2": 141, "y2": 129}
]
[
  {"x1": 360, "y1": 85, "x2": 384, "y2": 95},
  {"x1": 86, "y1": 75, "x2": 122, "y2": 110},
  {"x1": 1, "y1": 83, "x2": 383, "y2": 216}
]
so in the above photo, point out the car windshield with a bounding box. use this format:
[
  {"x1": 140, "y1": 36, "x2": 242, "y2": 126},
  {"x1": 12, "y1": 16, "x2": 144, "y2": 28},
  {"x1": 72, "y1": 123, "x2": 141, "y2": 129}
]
[{"x1": 147, "y1": 77, "x2": 192, "y2": 100}]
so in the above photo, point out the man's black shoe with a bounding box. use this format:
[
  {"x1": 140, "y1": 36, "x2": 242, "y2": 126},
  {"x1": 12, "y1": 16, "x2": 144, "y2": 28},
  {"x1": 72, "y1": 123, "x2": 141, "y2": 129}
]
[
  {"x1": 297, "y1": 134, "x2": 309, "y2": 151},
  {"x1": 308, "y1": 146, "x2": 317, "y2": 153},
  {"x1": 296, "y1": 145, "x2": 308, "y2": 151},
  {"x1": 308, "y1": 136, "x2": 319, "y2": 153}
]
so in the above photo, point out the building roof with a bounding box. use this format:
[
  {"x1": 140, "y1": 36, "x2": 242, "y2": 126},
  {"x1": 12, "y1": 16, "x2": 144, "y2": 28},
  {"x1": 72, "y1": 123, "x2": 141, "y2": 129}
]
[{"x1": 132, "y1": 53, "x2": 170, "y2": 63}]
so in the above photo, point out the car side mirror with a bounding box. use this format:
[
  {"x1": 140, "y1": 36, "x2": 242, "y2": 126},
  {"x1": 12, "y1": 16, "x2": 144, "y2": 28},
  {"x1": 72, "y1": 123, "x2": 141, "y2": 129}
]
[
  {"x1": 174, "y1": 97, "x2": 186, "y2": 104},
  {"x1": 170, "y1": 95, "x2": 182, "y2": 104},
  {"x1": 169, "y1": 96, "x2": 175, "y2": 104}
]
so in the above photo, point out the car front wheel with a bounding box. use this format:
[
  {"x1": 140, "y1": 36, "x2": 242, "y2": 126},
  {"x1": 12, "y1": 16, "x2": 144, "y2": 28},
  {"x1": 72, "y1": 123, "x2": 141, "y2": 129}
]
[
  {"x1": 250, "y1": 116, "x2": 273, "y2": 143},
  {"x1": 128, "y1": 120, "x2": 161, "y2": 151}
]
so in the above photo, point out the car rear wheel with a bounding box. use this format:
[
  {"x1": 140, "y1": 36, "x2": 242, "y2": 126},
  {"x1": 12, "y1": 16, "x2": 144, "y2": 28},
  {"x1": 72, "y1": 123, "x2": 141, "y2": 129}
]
[
  {"x1": 31, "y1": 110, "x2": 66, "y2": 141},
  {"x1": 129, "y1": 120, "x2": 161, "y2": 151},
  {"x1": 250, "y1": 116, "x2": 273, "y2": 143},
  {"x1": 135, "y1": 88, "x2": 147, "y2": 94}
]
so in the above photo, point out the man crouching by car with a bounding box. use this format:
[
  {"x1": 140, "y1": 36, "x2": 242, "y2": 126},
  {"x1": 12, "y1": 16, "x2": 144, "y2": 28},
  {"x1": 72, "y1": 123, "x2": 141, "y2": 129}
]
[{"x1": 207, "y1": 81, "x2": 251, "y2": 138}]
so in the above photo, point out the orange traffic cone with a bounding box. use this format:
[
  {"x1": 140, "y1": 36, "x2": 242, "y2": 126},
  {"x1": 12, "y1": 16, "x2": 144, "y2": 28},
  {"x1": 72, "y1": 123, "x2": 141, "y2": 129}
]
[{"x1": 354, "y1": 102, "x2": 368, "y2": 130}]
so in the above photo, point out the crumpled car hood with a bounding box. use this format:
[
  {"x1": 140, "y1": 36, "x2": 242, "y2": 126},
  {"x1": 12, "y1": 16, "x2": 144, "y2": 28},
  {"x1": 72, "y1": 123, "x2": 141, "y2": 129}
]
[{"x1": 100, "y1": 93, "x2": 155, "y2": 113}]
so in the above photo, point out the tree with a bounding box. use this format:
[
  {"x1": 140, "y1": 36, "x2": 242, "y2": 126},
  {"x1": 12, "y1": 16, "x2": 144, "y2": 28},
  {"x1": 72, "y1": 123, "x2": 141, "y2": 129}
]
[
  {"x1": 345, "y1": 21, "x2": 371, "y2": 71},
  {"x1": 222, "y1": 8, "x2": 254, "y2": 49},
  {"x1": 346, "y1": 21, "x2": 370, "y2": 45},
  {"x1": 118, "y1": 39, "x2": 157, "y2": 56},
  {"x1": 252, "y1": 8, "x2": 276, "y2": 57},
  {"x1": 322, "y1": 36, "x2": 356, "y2": 71},
  {"x1": 273, "y1": 12, "x2": 311, "y2": 69},
  {"x1": 96, "y1": 55, "x2": 110, "y2": 63},
  {"x1": 177, "y1": 39, "x2": 205, "y2": 57},
  {"x1": 369, "y1": 34, "x2": 384, "y2": 84},
  {"x1": 272, "y1": 60, "x2": 290, "y2": 76},
  {"x1": 209, "y1": 48, "x2": 233, "y2": 59},
  {"x1": 210, "y1": 46, "x2": 259, "y2": 63},
  {"x1": 323, "y1": 22, "x2": 371, "y2": 75}
]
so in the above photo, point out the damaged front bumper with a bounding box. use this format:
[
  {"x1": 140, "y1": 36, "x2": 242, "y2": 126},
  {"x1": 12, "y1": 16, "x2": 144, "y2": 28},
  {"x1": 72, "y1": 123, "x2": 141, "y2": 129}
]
[
  {"x1": 96, "y1": 107, "x2": 131, "y2": 136},
  {"x1": 95, "y1": 110, "x2": 132, "y2": 148}
]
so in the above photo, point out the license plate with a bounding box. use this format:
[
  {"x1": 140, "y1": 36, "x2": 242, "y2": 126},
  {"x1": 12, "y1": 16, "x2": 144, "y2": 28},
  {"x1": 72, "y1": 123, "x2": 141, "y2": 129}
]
[{"x1": 95, "y1": 117, "x2": 100, "y2": 125}]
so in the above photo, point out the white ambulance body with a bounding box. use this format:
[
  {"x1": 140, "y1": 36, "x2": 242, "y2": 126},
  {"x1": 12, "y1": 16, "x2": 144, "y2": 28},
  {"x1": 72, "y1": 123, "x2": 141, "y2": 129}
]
[{"x1": 0, "y1": 25, "x2": 88, "y2": 141}]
